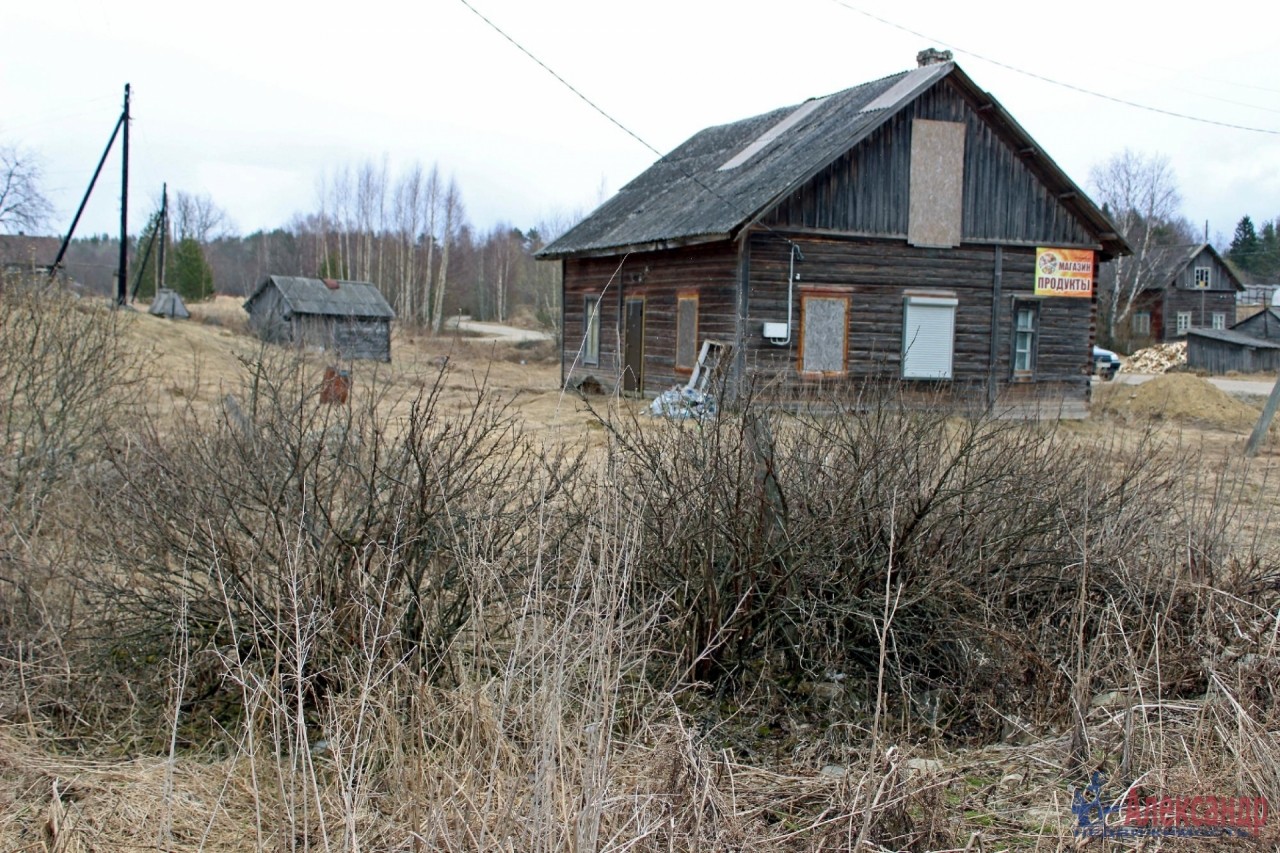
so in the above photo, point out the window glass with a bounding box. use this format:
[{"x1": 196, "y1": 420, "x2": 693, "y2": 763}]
[
  {"x1": 1194, "y1": 267, "x2": 1210, "y2": 288},
  {"x1": 1132, "y1": 312, "x2": 1151, "y2": 335},
  {"x1": 1176, "y1": 311, "x2": 1192, "y2": 334},
  {"x1": 1212, "y1": 312, "x2": 1226, "y2": 330},
  {"x1": 1013, "y1": 303, "x2": 1038, "y2": 375}
]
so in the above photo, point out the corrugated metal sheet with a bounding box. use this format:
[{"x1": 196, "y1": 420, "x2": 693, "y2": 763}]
[
  {"x1": 243, "y1": 276, "x2": 396, "y2": 320},
  {"x1": 539, "y1": 61, "x2": 1126, "y2": 260}
]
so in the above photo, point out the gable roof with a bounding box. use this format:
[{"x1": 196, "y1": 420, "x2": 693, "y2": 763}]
[
  {"x1": 1139, "y1": 243, "x2": 1244, "y2": 292},
  {"x1": 243, "y1": 276, "x2": 395, "y2": 320},
  {"x1": 540, "y1": 61, "x2": 1126, "y2": 260}
]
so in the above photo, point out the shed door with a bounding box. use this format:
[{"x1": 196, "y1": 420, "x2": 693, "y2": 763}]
[
  {"x1": 902, "y1": 295, "x2": 958, "y2": 379},
  {"x1": 622, "y1": 298, "x2": 645, "y2": 393}
]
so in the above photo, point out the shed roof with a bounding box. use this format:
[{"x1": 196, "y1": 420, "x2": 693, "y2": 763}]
[
  {"x1": 539, "y1": 61, "x2": 1126, "y2": 260},
  {"x1": 244, "y1": 276, "x2": 395, "y2": 320},
  {"x1": 1186, "y1": 328, "x2": 1280, "y2": 349}
]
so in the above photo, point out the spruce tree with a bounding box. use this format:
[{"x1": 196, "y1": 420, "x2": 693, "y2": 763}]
[
  {"x1": 1228, "y1": 215, "x2": 1260, "y2": 274},
  {"x1": 169, "y1": 237, "x2": 215, "y2": 301}
]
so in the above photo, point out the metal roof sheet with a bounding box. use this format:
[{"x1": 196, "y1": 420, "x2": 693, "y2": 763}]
[
  {"x1": 243, "y1": 276, "x2": 395, "y2": 319},
  {"x1": 1187, "y1": 328, "x2": 1280, "y2": 348},
  {"x1": 539, "y1": 61, "x2": 1125, "y2": 260}
]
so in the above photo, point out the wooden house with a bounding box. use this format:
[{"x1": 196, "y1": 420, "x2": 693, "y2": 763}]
[
  {"x1": 1125, "y1": 244, "x2": 1243, "y2": 345},
  {"x1": 538, "y1": 51, "x2": 1128, "y2": 413},
  {"x1": 243, "y1": 275, "x2": 395, "y2": 362}
]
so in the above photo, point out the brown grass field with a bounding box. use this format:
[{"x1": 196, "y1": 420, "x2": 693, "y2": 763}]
[{"x1": 2, "y1": 289, "x2": 1278, "y2": 851}]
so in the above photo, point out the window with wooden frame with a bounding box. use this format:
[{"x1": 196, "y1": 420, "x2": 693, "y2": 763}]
[
  {"x1": 1212, "y1": 312, "x2": 1226, "y2": 330},
  {"x1": 1193, "y1": 267, "x2": 1211, "y2": 288},
  {"x1": 675, "y1": 294, "x2": 698, "y2": 372},
  {"x1": 800, "y1": 293, "x2": 848, "y2": 375},
  {"x1": 1132, "y1": 312, "x2": 1151, "y2": 336},
  {"x1": 1176, "y1": 311, "x2": 1192, "y2": 335},
  {"x1": 583, "y1": 295, "x2": 601, "y2": 365},
  {"x1": 1011, "y1": 300, "x2": 1039, "y2": 379}
]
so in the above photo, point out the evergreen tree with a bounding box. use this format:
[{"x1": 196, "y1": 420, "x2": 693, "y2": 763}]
[
  {"x1": 169, "y1": 237, "x2": 215, "y2": 301},
  {"x1": 1228, "y1": 215, "x2": 1260, "y2": 274},
  {"x1": 1258, "y1": 220, "x2": 1279, "y2": 281}
]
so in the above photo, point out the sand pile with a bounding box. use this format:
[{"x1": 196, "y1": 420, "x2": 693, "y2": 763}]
[
  {"x1": 1094, "y1": 373, "x2": 1262, "y2": 432},
  {"x1": 1124, "y1": 341, "x2": 1186, "y2": 373}
]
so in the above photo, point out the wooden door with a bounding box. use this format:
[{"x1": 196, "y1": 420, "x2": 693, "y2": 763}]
[{"x1": 622, "y1": 297, "x2": 645, "y2": 394}]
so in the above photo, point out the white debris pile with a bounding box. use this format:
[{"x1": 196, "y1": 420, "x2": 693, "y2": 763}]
[
  {"x1": 649, "y1": 387, "x2": 718, "y2": 420},
  {"x1": 1124, "y1": 341, "x2": 1186, "y2": 374}
]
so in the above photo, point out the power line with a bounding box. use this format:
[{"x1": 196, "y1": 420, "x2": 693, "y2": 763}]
[
  {"x1": 455, "y1": 0, "x2": 795, "y2": 248},
  {"x1": 826, "y1": 0, "x2": 1280, "y2": 136}
]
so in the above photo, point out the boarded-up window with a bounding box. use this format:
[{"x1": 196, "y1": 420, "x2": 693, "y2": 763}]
[
  {"x1": 583, "y1": 295, "x2": 601, "y2": 365},
  {"x1": 902, "y1": 294, "x2": 957, "y2": 379},
  {"x1": 908, "y1": 119, "x2": 965, "y2": 248},
  {"x1": 676, "y1": 295, "x2": 698, "y2": 371},
  {"x1": 801, "y1": 295, "x2": 847, "y2": 374}
]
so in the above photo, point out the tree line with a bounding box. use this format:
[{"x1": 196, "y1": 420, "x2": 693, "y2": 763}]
[
  {"x1": 6, "y1": 156, "x2": 570, "y2": 334},
  {"x1": 1225, "y1": 214, "x2": 1280, "y2": 282}
]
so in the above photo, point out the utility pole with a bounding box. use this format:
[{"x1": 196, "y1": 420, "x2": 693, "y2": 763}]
[
  {"x1": 116, "y1": 84, "x2": 131, "y2": 306},
  {"x1": 158, "y1": 182, "x2": 168, "y2": 291}
]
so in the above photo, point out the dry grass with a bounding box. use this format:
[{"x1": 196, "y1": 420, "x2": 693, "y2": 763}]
[{"x1": 3, "y1": 283, "x2": 1280, "y2": 851}]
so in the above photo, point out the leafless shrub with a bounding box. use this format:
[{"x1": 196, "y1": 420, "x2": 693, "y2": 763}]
[
  {"x1": 601, "y1": 383, "x2": 1280, "y2": 744},
  {"x1": 75, "y1": 351, "x2": 581, "y2": 741}
]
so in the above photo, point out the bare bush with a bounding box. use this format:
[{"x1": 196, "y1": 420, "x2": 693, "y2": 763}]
[
  {"x1": 75, "y1": 352, "x2": 581, "y2": 742},
  {"x1": 601, "y1": 385, "x2": 1279, "y2": 743}
]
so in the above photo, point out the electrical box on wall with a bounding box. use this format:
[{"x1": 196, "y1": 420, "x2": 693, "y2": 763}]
[{"x1": 762, "y1": 321, "x2": 789, "y2": 343}]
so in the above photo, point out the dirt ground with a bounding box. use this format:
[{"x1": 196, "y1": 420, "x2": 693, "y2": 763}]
[{"x1": 132, "y1": 295, "x2": 610, "y2": 447}]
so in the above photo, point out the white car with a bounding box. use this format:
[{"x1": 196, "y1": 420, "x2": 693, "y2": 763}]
[{"x1": 1092, "y1": 346, "x2": 1121, "y2": 380}]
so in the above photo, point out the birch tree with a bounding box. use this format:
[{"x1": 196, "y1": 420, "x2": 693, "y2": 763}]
[
  {"x1": 1090, "y1": 150, "x2": 1185, "y2": 343},
  {"x1": 0, "y1": 144, "x2": 53, "y2": 234},
  {"x1": 431, "y1": 177, "x2": 463, "y2": 334}
]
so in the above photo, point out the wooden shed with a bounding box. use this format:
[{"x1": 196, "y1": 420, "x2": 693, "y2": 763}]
[
  {"x1": 538, "y1": 51, "x2": 1128, "y2": 414},
  {"x1": 243, "y1": 275, "x2": 395, "y2": 362},
  {"x1": 1231, "y1": 306, "x2": 1280, "y2": 341},
  {"x1": 1187, "y1": 328, "x2": 1280, "y2": 374},
  {"x1": 1126, "y1": 244, "x2": 1243, "y2": 345}
]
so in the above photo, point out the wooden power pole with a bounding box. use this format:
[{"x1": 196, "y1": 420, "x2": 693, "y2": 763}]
[{"x1": 116, "y1": 84, "x2": 131, "y2": 306}]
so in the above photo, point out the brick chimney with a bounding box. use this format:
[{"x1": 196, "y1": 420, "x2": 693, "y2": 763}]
[{"x1": 917, "y1": 48, "x2": 953, "y2": 67}]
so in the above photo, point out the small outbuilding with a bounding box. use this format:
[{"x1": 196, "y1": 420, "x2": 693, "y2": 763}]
[
  {"x1": 1187, "y1": 328, "x2": 1280, "y2": 375},
  {"x1": 243, "y1": 275, "x2": 395, "y2": 362},
  {"x1": 538, "y1": 50, "x2": 1128, "y2": 414},
  {"x1": 1231, "y1": 306, "x2": 1280, "y2": 342}
]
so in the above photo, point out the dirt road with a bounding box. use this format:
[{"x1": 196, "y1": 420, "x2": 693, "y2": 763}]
[{"x1": 1112, "y1": 373, "x2": 1276, "y2": 397}]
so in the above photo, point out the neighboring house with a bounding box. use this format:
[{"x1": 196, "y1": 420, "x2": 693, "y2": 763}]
[
  {"x1": 243, "y1": 275, "x2": 395, "y2": 362},
  {"x1": 538, "y1": 50, "x2": 1128, "y2": 413},
  {"x1": 1126, "y1": 244, "x2": 1243, "y2": 345},
  {"x1": 1233, "y1": 305, "x2": 1280, "y2": 340}
]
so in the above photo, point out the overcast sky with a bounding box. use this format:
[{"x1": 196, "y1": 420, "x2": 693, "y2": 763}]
[{"x1": 6, "y1": 0, "x2": 1279, "y2": 246}]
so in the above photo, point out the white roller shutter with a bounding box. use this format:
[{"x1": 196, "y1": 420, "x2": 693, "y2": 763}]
[{"x1": 902, "y1": 295, "x2": 957, "y2": 379}]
